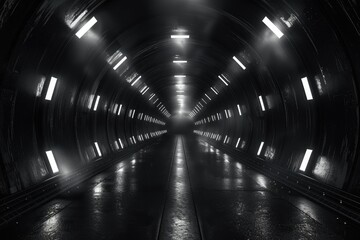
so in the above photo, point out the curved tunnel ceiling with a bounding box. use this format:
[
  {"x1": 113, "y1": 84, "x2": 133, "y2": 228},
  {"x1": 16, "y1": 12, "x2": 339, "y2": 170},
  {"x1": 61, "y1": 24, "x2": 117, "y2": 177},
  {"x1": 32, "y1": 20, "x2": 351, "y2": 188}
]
[{"x1": 1, "y1": 0, "x2": 360, "y2": 199}]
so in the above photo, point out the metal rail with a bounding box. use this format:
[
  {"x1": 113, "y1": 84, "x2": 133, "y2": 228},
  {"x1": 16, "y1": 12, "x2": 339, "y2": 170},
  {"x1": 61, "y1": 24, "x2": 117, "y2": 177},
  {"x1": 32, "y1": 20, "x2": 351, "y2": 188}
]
[
  {"x1": 202, "y1": 137, "x2": 360, "y2": 226},
  {"x1": 0, "y1": 141, "x2": 155, "y2": 227}
]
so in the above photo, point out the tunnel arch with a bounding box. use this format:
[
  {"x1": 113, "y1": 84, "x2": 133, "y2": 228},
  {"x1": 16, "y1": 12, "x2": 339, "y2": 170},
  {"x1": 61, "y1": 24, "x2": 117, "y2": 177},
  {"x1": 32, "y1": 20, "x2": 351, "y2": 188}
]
[{"x1": 0, "y1": 0, "x2": 359, "y2": 203}]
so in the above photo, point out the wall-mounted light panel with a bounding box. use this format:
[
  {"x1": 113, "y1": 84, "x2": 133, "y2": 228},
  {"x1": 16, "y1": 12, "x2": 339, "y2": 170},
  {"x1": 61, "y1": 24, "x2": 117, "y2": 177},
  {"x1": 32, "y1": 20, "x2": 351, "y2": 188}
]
[
  {"x1": 262, "y1": 16, "x2": 284, "y2": 38},
  {"x1": 94, "y1": 142, "x2": 102, "y2": 157},
  {"x1": 76, "y1": 17, "x2": 97, "y2": 38},
  {"x1": 299, "y1": 149, "x2": 313, "y2": 171},
  {"x1": 45, "y1": 77, "x2": 58, "y2": 101},
  {"x1": 45, "y1": 150, "x2": 59, "y2": 173}
]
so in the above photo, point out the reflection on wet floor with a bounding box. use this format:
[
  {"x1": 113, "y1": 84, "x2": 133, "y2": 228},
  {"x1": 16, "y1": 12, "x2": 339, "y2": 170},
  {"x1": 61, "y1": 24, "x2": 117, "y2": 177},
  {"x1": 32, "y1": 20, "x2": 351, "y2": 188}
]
[
  {"x1": 159, "y1": 137, "x2": 200, "y2": 240},
  {"x1": 0, "y1": 135, "x2": 349, "y2": 239}
]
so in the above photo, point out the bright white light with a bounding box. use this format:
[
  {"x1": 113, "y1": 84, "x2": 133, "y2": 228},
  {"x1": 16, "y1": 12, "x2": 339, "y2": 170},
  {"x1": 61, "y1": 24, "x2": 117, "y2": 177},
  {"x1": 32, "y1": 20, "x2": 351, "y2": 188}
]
[
  {"x1": 300, "y1": 149, "x2": 313, "y2": 171},
  {"x1": 176, "y1": 90, "x2": 184, "y2": 93},
  {"x1": 237, "y1": 104, "x2": 242, "y2": 116},
  {"x1": 258, "y1": 96, "x2": 266, "y2": 111},
  {"x1": 45, "y1": 77, "x2": 58, "y2": 101},
  {"x1": 75, "y1": 17, "x2": 97, "y2": 38},
  {"x1": 140, "y1": 86, "x2": 147, "y2": 93},
  {"x1": 221, "y1": 74, "x2": 230, "y2": 83},
  {"x1": 149, "y1": 94, "x2": 155, "y2": 100},
  {"x1": 114, "y1": 140, "x2": 119, "y2": 150},
  {"x1": 131, "y1": 76, "x2": 141, "y2": 86},
  {"x1": 113, "y1": 56, "x2": 127, "y2": 70},
  {"x1": 262, "y1": 16, "x2": 284, "y2": 38},
  {"x1": 301, "y1": 77, "x2": 313, "y2": 100},
  {"x1": 142, "y1": 87, "x2": 149, "y2": 95},
  {"x1": 117, "y1": 104, "x2": 122, "y2": 115},
  {"x1": 211, "y1": 87, "x2": 218, "y2": 95},
  {"x1": 171, "y1": 35, "x2": 190, "y2": 39},
  {"x1": 257, "y1": 142, "x2": 264, "y2": 156},
  {"x1": 113, "y1": 104, "x2": 118, "y2": 114},
  {"x1": 175, "y1": 75, "x2": 186, "y2": 78},
  {"x1": 224, "y1": 135, "x2": 228, "y2": 144},
  {"x1": 45, "y1": 150, "x2": 59, "y2": 173},
  {"x1": 93, "y1": 95, "x2": 100, "y2": 111},
  {"x1": 225, "y1": 109, "x2": 228, "y2": 118},
  {"x1": 236, "y1": 138, "x2": 241, "y2": 148},
  {"x1": 218, "y1": 75, "x2": 228, "y2": 86},
  {"x1": 173, "y1": 60, "x2": 187, "y2": 63},
  {"x1": 233, "y1": 56, "x2": 246, "y2": 70},
  {"x1": 94, "y1": 142, "x2": 102, "y2": 157},
  {"x1": 205, "y1": 94, "x2": 212, "y2": 100},
  {"x1": 176, "y1": 84, "x2": 185, "y2": 89},
  {"x1": 69, "y1": 10, "x2": 88, "y2": 29},
  {"x1": 132, "y1": 109, "x2": 136, "y2": 118}
]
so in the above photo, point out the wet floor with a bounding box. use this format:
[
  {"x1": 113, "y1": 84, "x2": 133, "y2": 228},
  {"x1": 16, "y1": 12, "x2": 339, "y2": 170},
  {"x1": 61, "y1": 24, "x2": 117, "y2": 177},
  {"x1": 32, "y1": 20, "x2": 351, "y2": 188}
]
[{"x1": 0, "y1": 135, "x2": 351, "y2": 239}]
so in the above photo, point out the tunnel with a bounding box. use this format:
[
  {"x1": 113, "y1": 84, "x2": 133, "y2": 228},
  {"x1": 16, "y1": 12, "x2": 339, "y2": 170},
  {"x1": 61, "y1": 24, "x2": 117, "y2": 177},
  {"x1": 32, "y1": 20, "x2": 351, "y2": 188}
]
[{"x1": 1, "y1": 0, "x2": 360, "y2": 239}]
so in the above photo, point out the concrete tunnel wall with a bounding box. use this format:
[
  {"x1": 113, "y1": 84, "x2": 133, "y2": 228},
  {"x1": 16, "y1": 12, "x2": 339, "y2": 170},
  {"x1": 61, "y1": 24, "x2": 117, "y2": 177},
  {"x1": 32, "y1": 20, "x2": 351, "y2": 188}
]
[{"x1": 0, "y1": 0, "x2": 360, "y2": 197}]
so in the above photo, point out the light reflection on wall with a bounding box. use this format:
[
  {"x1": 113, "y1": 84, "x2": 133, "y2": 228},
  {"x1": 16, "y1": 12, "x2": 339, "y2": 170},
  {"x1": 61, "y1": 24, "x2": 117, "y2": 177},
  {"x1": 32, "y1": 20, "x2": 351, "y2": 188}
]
[
  {"x1": 264, "y1": 146, "x2": 276, "y2": 160},
  {"x1": 313, "y1": 156, "x2": 331, "y2": 180},
  {"x1": 36, "y1": 77, "x2": 46, "y2": 97}
]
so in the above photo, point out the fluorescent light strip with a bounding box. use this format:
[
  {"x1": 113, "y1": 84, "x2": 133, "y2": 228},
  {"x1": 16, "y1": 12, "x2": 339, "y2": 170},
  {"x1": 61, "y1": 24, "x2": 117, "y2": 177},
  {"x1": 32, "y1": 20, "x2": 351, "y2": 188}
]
[
  {"x1": 224, "y1": 135, "x2": 228, "y2": 144},
  {"x1": 301, "y1": 77, "x2": 313, "y2": 100},
  {"x1": 149, "y1": 94, "x2": 155, "y2": 100},
  {"x1": 94, "y1": 142, "x2": 102, "y2": 157},
  {"x1": 132, "y1": 109, "x2": 136, "y2": 118},
  {"x1": 113, "y1": 104, "x2": 119, "y2": 114},
  {"x1": 45, "y1": 150, "x2": 59, "y2": 173},
  {"x1": 218, "y1": 75, "x2": 229, "y2": 86},
  {"x1": 93, "y1": 95, "x2": 100, "y2": 111},
  {"x1": 76, "y1": 17, "x2": 97, "y2": 38},
  {"x1": 131, "y1": 76, "x2": 141, "y2": 86},
  {"x1": 233, "y1": 56, "x2": 246, "y2": 70},
  {"x1": 45, "y1": 77, "x2": 58, "y2": 101},
  {"x1": 221, "y1": 74, "x2": 230, "y2": 83},
  {"x1": 225, "y1": 109, "x2": 228, "y2": 118},
  {"x1": 257, "y1": 142, "x2": 264, "y2": 156},
  {"x1": 175, "y1": 75, "x2": 186, "y2": 78},
  {"x1": 171, "y1": 35, "x2": 190, "y2": 39},
  {"x1": 300, "y1": 149, "x2": 313, "y2": 171},
  {"x1": 262, "y1": 16, "x2": 284, "y2": 38},
  {"x1": 70, "y1": 10, "x2": 88, "y2": 28},
  {"x1": 258, "y1": 96, "x2": 266, "y2": 111},
  {"x1": 114, "y1": 140, "x2": 119, "y2": 150},
  {"x1": 228, "y1": 110, "x2": 232, "y2": 118},
  {"x1": 237, "y1": 104, "x2": 242, "y2": 116},
  {"x1": 113, "y1": 56, "x2": 127, "y2": 70},
  {"x1": 117, "y1": 104, "x2": 122, "y2": 115},
  {"x1": 173, "y1": 60, "x2": 187, "y2": 63},
  {"x1": 211, "y1": 87, "x2": 218, "y2": 95},
  {"x1": 236, "y1": 138, "x2": 241, "y2": 148},
  {"x1": 142, "y1": 87, "x2": 149, "y2": 95},
  {"x1": 140, "y1": 85, "x2": 147, "y2": 93}
]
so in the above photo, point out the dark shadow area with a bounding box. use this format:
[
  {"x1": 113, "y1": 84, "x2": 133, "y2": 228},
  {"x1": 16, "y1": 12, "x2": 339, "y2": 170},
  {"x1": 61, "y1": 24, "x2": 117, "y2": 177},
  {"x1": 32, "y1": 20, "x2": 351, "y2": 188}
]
[{"x1": 168, "y1": 116, "x2": 194, "y2": 135}]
